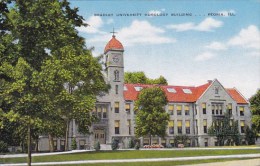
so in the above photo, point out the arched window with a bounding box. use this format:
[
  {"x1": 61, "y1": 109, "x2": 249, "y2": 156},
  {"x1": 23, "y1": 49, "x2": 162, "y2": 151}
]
[
  {"x1": 215, "y1": 87, "x2": 219, "y2": 94},
  {"x1": 114, "y1": 70, "x2": 119, "y2": 81}
]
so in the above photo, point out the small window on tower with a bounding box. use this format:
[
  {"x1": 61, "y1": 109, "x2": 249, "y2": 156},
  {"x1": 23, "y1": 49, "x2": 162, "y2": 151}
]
[
  {"x1": 115, "y1": 85, "x2": 118, "y2": 94},
  {"x1": 114, "y1": 70, "x2": 119, "y2": 81}
]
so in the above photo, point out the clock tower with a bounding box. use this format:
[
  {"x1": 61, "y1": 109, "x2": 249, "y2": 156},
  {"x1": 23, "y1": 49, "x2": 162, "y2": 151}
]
[{"x1": 104, "y1": 33, "x2": 127, "y2": 142}]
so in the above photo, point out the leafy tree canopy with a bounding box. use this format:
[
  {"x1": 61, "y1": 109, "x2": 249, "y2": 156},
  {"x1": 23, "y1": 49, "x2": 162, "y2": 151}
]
[
  {"x1": 208, "y1": 113, "x2": 240, "y2": 146},
  {"x1": 124, "y1": 71, "x2": 168, "y2": 85},
  {"x1": 250, "y1": 89, "x2": 260, "y2": 133},
  {"x1": 134, "y1": 87, "x2": 169, "y2": 145}
]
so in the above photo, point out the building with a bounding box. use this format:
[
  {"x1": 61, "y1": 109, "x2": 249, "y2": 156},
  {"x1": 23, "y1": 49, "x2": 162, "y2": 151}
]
[{"x1": 38, "y1": 34, "x2": 251, "y2": 151}]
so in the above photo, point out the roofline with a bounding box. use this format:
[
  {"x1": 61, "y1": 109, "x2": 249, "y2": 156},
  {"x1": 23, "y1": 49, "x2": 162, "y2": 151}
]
[
  {"x1": 232, "y1": 87, "x2": 250, "y2": 104},
  {"x1": 104, "y1": 48, "x2": 124, "y2": 54},
  {"x1": 196, "y1": 79, "x2": 214, "y2": 101}
]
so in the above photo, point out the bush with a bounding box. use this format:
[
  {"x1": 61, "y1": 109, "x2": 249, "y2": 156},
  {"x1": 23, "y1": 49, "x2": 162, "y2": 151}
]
[
  {"x1": 134, "y1": 142, "x2": 140, "y2": 150},
  {"x1": 111, "y1": 139, "x2": 119, "y2": 150},
  {"x1": 94, "y1": 141, "x2": 100, "y2": 151},
  {"x1": 0, "y1": 141, "x2": 9, "y2": 153},
  {"x1": 71, "y1": 137, "x2": 77, "y2": 150},
  {"x1": 166, "y1": 143, "x2": 172, "y2": 148},
  {"x1": 128, "y1": 138, "x2": 135, "y2": 148}
]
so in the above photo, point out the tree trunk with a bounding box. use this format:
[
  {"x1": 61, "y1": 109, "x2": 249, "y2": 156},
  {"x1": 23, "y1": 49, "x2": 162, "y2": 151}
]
[
  {"x1": 65, "y1": 119, "x2": 69, "y2": 151},
  {"x1": 48, "y1": 134, "x2": 54, "y2": 152},
  {"x1": 27, "y1": 124, "x2": 31, "y2": 166},
  {"x1": 35, "y1": 138, "x2": 39, "y2": 152},
  {"x1": 149, "y1": 134, "x2": 152, "y2": 146}
]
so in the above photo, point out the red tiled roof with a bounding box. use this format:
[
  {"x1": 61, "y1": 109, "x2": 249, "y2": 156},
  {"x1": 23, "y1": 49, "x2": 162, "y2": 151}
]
[
  {"x1": 226, "y1": 88, "x2": 248, "y2": 104},
  {"x1": 104, "y1": 35, "x2": 124, "y2": 53},
  {"x1": 124, "y1": 82, "x2": 211, "y2": 103},
  {"x1": 124, "y1": 82, "x2": 248, "y2": 104}
]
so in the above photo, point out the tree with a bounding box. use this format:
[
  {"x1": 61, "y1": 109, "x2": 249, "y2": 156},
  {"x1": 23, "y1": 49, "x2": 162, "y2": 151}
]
[
  {"x1": 245, "y1": 126, "x2": 256, "y2": 145},
  {"x1": 124, "y1": 71, "x2": 168, "y2": 85},
  {"x1": 0, "y1": 1, "x2": 103, "y2": 165},
  {"x1": 134, "y1": 87, "x2": 169, "y2": 145},
  {"x1": 208, "y1": 113, "x2": 240, "y2": 146},
  {"x1": 250, "y1": 89, "x2": 260, "y2": 134}
]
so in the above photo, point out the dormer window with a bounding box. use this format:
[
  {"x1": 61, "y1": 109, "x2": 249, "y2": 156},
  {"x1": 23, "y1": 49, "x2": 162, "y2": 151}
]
[
  {"x1": 134, "y1": 86, "x2": 143, "y2": 91},
  {"x1": 167, "y1": 88, "x2": 176, "y2": 93},
  {"x1": 183, "y1": 88, "x2": 192, "y2": 94},
  {"x1": 124, "y1": 86, "x2": 128, "y2": 91}
]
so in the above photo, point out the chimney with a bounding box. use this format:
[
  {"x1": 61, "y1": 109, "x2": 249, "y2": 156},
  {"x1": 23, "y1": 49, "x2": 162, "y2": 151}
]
[{"x1": 207, "y1": 80, "x2": 213, "y2": 83}]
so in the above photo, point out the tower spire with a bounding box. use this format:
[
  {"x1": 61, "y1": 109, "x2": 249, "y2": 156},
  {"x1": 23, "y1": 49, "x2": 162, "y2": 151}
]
[{"x1": 110, "y1": 28, "x2": 117, "y2": 37}]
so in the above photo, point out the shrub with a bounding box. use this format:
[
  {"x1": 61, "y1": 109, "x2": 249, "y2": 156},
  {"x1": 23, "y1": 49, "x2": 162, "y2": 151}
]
[
  {"x1": 134, "y1": 142, "x2": 140, "y2": 150},
  {"x1": 94, "y1": 141, "x2": 101, "y2": 151},
  {"x1": 166, "y1": 143, "x2": 172, "y2": 148},
  {"x1": 128, "y1": 138, "x2": 135, "y2": 148},
  {"x1": 111, "y1": 139, "x2": 119, "y2": 150},
  {"x1": 0, "y1": 141, "x2": 9, "y2": 153},
  {"x1": 71, "y1": 137, "x2": 77, "y2": 150}
]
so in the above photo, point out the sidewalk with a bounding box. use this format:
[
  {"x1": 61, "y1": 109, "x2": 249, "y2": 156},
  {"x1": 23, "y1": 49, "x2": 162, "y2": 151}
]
[
  {"x1": 1, "y1": 153, "x2": 260, "y2": 166},
  {"x1": 182, "y1": 158, "x2": 260, "y2": 166}
]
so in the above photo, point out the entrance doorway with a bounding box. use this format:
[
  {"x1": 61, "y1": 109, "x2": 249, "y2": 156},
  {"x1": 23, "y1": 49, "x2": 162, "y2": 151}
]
[{"x1": 94, "y1": 129, "x2": 106, "y2": 144}]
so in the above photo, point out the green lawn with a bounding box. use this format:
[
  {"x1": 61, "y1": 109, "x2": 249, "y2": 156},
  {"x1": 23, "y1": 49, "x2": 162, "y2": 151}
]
[{"x1": 1, "y1": 149, "x2": 260, "y2": 164}]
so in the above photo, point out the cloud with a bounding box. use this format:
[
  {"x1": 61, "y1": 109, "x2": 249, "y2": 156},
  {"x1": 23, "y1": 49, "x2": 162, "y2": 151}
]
[
  {"x1": 167, "y1": 17, "x2": 223, "y2": 32},
  {"x1": 205, "y1": 42, "x2": 227, "y2": 50},
  {"x1": 246, "y1": 51, "x2": 260, "y2": 57},
  {"x1": 195, "y1": 52, "x2": 216, "y2": 61},
  {"x1": 76, "y1": 16, "x2": 105, "y2": 34},
  {"x1": 218, "y1": 9, "x2": 236, "y2": 17},
  {"x1": 228, "y1": 25, "x2": 260, "y2": 49},
  {"x1": 88, "y1": 20, "x2": 176, "y2": 46},
  {"x1": 106, "y1": 18, "x2": 114, "y2": 24}
]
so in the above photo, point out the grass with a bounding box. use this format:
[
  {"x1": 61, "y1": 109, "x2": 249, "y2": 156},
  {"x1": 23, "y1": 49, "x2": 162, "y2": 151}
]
[{"x1": 1, "y1": 148, "x2": 260, "y2": 164}]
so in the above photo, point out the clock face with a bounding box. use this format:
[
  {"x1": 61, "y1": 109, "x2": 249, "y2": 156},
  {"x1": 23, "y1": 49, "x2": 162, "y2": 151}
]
[{"x1": 113, "y1": 55, "x2": 119, "y2": 63}]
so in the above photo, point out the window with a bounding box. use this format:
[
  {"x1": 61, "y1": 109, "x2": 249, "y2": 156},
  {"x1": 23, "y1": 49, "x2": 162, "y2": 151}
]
[
  {"x1": 97, "y1": 107, "x2": 102, "y2": 118},
  {"x1": 177, "y1": 120, "x2": 182, "y2": 134},
  {"x1": 185, "y1": 120, "x2": 190, "y2": 134},
  {"x1": 115, "y1": 120, "x2": 120, "y2": 134},
  {"x1": 167, "y1": 88, "x2": 176, "y2": 93},
  {"x1": 127, "y1": 120, "x2": 131, "y2": 135},
  {"x1": 239, "y1": 106, "x2": 244, "y2": 116},
  {"x1": 215, "y1": 87, "x2": 219, "y2": 94},
  {"x1": 204, "y1": 138, "x2": 208, "y2": 147},
  {"x1": 212, "y1": 105, "x2": 215, "y2": 115},
  {"x1": 202, "y1": 103, "x2": 206, "y2": 114},
  {"x1": 177, "y1": 105, "x2": 182, "y2": 115},
  {"x1": 115, "y1": 102, "x2": 119, "y2": 113},
  {"x1": 170, "y1": 139, "x2": 174, "y2": 147},
  {"x1": 168, "y1": 120, "x2": 174, "y2": 134},
  {"x1": 134, "y1": 86, "x2": 143, "y2": 91},
  {"x1": 60, "y1": 140, "x2": 65, "y2": 151},
  {"x1": 125, "y1": 103, "x2": 130, "y2": 113},
  {"x1": 103, "y1": 107, "x2": 107, "y2": 118},
  {"x1": 115, "y1": 85, "x2": 118, "y2": 94},
  {"x1": 53, "y1": 140, "x2": 57, "y2": 151},
  {"x1": 219, "y1": 105, "x2": 222, "y2": 115},
  {"x1": 240, "y1": 120, "x2": 245, "y2": 133},
  {"x1": 79, "y1": 140, "x2": 85, "y2": 150},
  {"x1": 168, "y1": 105, "x2": 174, "y2": 115},
  {"x1": 161, "y1": 139, "x2": 166, "y2": 147},
  {"x1": 228, "y1": 103, "x2": 232, "y2": 115},
  {"x1": 183, "y1": 88, "x2": 192, "y2": 94},
  {"x1": 185, "y1": 105, "x2": 190, "y2": 115},
  {"x1": 124, "y1": 86, "x2": 128, "y2": 91},
  {"x1": 203, "y1": 119, "x2": 207, "y2": 133},
  {"x1": 114, "y1": 70, "x2": 119, "y2": 81}
]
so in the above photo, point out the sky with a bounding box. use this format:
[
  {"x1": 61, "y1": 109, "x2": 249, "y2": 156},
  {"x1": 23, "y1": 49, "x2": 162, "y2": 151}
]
[{"x1": 69, "y1": 0, "x2": 260, "y2": 99}]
